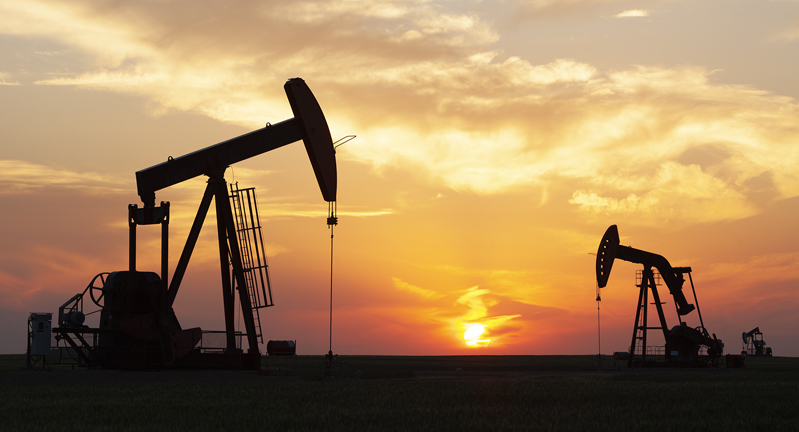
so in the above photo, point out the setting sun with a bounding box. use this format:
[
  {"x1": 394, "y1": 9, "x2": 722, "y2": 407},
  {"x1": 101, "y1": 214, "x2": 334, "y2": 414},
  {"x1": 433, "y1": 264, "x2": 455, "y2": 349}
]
[{"x1": 464, "y1": 324, "x2": 490, "y2": 347}]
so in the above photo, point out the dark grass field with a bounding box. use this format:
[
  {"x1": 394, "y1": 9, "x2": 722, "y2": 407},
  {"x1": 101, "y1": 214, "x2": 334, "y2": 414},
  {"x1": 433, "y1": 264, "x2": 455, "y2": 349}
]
[{"x1": 2, "y1": 354, "x2": 798, "y2": 431}]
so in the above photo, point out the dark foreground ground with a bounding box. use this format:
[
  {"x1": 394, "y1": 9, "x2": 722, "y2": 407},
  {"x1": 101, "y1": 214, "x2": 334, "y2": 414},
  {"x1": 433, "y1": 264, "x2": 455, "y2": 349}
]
[{"x1": 2, "y1": 354, "x2": 797, "y2": 431}]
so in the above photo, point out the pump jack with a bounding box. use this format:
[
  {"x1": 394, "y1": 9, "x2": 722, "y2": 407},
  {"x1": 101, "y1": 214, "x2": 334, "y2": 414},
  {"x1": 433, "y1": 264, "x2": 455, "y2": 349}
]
[
  {"x1": 742, "y1": 327, "x2": 772, "y2": 357},
  {"x1": 45, "y1": 78, "x2": 337, "y2": 370},
  {"x1": 596, "y1": 225, "x2": 723, "y2": 367}
]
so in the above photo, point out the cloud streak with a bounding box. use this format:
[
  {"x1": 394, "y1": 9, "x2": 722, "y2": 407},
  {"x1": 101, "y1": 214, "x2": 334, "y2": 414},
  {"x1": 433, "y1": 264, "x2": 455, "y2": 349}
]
[
  {"x1": 392, "y1": 277, "x2": 444, "y2": 299},
  {"x1": 0, "y1": 160, "x2": 128, "y2": 194},
  {"x1": 0, "y1": 72, "x2": 20, "y2": 85},
  {"x1": 770, "y1": 27, "x2": 799, "y2": 41},
  {"x1": 615, "y1": 9, "x2": 649, "y2": 18}
]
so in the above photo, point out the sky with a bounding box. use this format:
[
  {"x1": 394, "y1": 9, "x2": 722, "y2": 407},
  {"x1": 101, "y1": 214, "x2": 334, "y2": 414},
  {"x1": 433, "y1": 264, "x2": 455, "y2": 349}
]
[{"x1": 1, "y1": 0, "x2": 798, "y2": 357}]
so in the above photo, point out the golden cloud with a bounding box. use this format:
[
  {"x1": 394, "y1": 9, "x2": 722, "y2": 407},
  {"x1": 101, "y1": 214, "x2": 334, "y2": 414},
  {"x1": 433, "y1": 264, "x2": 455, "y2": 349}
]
[
  {"x1": 425, "y1": 264, "x2": 562, "y2": 307},
  {"x1": 0, "y1": 160, "x2": 128, "y2": 194},
  {"x1": 388, "y1": 274, "x2": 535, "y2": 348},
  {"x1": 252, "y1": 203, "x2": 393, "y2": 219},
  {"x1": 520, "y1": 0, "x2": 622, "y2": 9},
  {"x1": 570, "y1": 161, "x2": 758, "y2": 223},
  {"x1": 392, "y1": 277, "x2": 444, "y2": 299},
  {"x1": 451, "y1": 286, "x2": 521, "y2": 347},
  {"x1": 615, "y1": 9, "x2": 649, "y2": 18},
  {"x1": 513, "y1": 0, "x2": 631, "y2": 18},
  {"x1": 270, "y1": 0, "x2": 498, "y2": 48},
  {"x1": 0, "y1": 72, "x2": 19, "y2": 85},
  {"x1": 4, "y1": 0, "x2": 799, "y2": 227}
]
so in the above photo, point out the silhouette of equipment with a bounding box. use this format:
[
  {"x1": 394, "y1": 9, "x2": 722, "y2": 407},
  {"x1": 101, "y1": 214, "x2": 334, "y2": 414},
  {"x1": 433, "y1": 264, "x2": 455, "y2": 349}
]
[
  {"x1": 596, "y1": 225, "x2": 724, "y2": 368},
  {"x1": 742, "y1": 327, "x2": 772, "y2": 357},
  {"x1": 45, "y1": 78, "x2": 337, "y2": 370}
]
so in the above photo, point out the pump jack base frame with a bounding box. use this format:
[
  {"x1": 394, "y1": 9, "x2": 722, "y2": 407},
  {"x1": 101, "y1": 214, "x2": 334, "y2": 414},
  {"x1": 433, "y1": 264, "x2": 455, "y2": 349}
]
[
  {"x1": 51, "y1": 327, "x2": 262, "y2": 370},
  {"x1": 627, "y1": 268, "x2": 722, "y2": 368}
]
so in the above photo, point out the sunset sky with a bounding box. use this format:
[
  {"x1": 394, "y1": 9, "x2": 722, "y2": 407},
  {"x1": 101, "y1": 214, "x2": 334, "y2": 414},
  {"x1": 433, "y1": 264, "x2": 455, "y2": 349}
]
[{"x1": 1, "y1": 0, "x2": 798, "y2": 357}]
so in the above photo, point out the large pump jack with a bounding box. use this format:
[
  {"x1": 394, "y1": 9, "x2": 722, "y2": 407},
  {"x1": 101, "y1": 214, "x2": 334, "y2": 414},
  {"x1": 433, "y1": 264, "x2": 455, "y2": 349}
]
[
  {"x1": 47, "y1": 78, "x2": 337, "y2": 370},
  {"x1": 596, "y1": 225, "x2": 724, "y2": 367}
]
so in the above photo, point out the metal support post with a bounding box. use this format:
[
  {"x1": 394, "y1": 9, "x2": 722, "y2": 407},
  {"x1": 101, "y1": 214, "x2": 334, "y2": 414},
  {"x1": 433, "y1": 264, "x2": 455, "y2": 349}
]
[{"x1": 129, "y1": 204, "x2": 137, "y2": 272}]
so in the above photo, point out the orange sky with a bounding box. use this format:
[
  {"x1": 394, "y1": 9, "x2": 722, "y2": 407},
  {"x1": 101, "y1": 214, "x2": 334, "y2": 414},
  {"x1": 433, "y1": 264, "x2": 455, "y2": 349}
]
[{"x1": 1, "y1": 0, "x2": 799, "y2": 356}]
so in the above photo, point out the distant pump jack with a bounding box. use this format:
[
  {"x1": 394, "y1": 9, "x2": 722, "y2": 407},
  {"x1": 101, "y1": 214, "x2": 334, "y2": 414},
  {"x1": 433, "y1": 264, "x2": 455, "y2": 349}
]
[
  {"x1": 742, "y1": 327, "x2": 772, "y2": 357},
  {"x1": 31, "y1": 78, "x2": 339, "y2": 371}
]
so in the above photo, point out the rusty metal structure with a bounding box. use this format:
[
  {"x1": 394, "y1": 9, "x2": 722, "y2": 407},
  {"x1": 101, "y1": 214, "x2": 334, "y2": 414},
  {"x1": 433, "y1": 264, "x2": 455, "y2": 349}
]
[
  {"x1": 38, "y1": 78, "x2": 336, "y2": 370},
  {"x1": 596, "y1": 225, "x2": 724, "y2": 367}
]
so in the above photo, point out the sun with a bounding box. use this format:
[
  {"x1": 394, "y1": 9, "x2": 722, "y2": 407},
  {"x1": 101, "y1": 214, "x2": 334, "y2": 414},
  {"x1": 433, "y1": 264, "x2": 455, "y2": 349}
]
[{"x1": 463, "y1": 324, "x2": 490, "y2": 347}]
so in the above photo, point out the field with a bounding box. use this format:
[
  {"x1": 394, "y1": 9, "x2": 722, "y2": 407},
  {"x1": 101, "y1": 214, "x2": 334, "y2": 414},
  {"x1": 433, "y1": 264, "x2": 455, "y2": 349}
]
[{"x1": 2, "y1": 354, "x2": 798, "y2": 431}]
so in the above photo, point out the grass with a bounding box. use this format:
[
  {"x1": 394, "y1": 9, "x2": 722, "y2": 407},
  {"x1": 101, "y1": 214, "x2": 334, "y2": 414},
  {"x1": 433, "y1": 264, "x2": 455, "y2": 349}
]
[
  {"x1": 268, "y1": 354, "x2": 601, "y2": 380},
  {"x1": 2, "y1": 355, "x2": 797, "y2": 431}
]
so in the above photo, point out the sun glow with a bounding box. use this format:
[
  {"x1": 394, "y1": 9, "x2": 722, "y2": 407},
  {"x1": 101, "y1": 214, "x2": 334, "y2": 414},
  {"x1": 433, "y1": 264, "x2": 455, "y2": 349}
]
[{"x1": 463, "y1": 324, "x2": 490, "y2": 347}]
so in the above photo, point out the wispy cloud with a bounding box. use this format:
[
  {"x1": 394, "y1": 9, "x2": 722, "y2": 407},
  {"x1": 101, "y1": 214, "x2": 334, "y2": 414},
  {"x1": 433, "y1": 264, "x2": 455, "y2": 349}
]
[
  {"x1": 0, "y1": 244, "x2": 115, "y2": 310},
  {"x1": 514, "y1": 0, "x2": 632, "y2": 17},
  {"x1": 350, "y1": 65, "x2": 799, "y2": 224},
  {"x1": 259, "y1": 203, "x2": 393, "y2": 219},
  {"x1": 570, "y1": 161, "x2": 758, "y2": 223},
  {"x1": 0, "y1": 72, "x2": 19, "y2": 85},
  {"x1": 390, "y1": 277, "x2": 527, "y2": 348},
  {"x1": 520, "y1": 0, "x2": 623, "y2": 10},
  {"x1": 769, "y1": 27, "x2": 799, "y2": 41},
  {"x1": 0, "y1": 160, "x2": 128, "y2": 194},
  {"x1": 615, "y1": 9, "x2": 649, "y2": 18},
  {"x1": 272, "y1": 0, "x2": 498, "y2": 48},
  {"x1": 392, "y1": 277, "x2": 444, "y2": 299},
  {"x1": 704, "y1": 252, "x2": 799, "y2": 288},
  {"x1": 451, "y1": 286, "x2": 521, "y2": 347}
]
